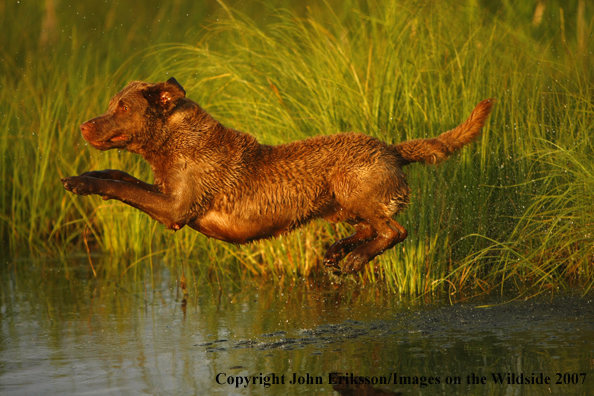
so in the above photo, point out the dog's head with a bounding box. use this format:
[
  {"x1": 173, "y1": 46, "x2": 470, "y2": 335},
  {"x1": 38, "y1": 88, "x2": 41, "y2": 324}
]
[{"x1": 79, "y1": 77, "x2": 188, "y2": 154}]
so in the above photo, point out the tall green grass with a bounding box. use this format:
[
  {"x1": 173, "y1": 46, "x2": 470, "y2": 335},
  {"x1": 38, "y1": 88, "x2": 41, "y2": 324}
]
[{"x1": 1, "y1": 0, "x2": 592, "y2": 295}]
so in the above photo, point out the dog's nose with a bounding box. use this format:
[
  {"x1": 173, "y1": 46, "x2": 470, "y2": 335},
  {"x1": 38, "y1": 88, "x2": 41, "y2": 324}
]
[{"x1": 80, "y1": 122, "x2": 93, "y2": 139}]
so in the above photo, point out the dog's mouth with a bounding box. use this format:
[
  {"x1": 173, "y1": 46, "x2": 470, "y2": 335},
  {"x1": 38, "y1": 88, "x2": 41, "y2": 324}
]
[
  {"x1": 80, "y1": 121, "x2": 130, "y2": 150},
  {"x1": 107, "y1": 134, "x2": 128, "y2": 142},
  {"x1": 85, "y1": 133, "x2": 130, "y2": 150}
]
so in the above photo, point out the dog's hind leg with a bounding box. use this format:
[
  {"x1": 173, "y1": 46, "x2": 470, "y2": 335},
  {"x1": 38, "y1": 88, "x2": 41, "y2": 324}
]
[
  {"x1": 323, "y1": 222, "x2": 376, "y2": 269},
  {"x1": 341, "y1": 217, "x2": 408, "y2": 273}
]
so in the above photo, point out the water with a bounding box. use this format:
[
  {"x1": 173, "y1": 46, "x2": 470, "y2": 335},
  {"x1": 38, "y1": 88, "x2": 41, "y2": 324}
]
[{"x1": 1, "y1": 258, "x2": 593, "y2": 395}]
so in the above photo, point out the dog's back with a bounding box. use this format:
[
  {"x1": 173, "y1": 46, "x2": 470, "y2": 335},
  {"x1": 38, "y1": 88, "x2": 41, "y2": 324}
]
[{"x1": 225, "y1": 98, "x2": 495, "y2": 237}]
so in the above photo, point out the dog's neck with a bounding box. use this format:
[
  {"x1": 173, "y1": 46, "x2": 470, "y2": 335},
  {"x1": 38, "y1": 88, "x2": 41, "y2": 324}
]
[{"x1": 141, "y1": 105, "x2": 263, "y2": 186}]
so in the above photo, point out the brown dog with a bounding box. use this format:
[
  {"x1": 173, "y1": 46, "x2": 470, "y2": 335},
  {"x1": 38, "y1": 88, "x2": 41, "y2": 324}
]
[{"x1": 62, "y1": 78, "x2": 494, "y2": 273}]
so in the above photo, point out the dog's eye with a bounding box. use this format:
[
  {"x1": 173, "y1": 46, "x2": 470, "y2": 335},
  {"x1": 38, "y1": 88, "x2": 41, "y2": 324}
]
[{"x1": 117, "y1": 100, "x2": 129, "y2": 112}]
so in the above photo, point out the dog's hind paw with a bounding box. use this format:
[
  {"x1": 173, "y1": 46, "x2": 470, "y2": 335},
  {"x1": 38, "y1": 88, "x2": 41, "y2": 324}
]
[
  {"x1": 323, "y1": 257, "x2": 338, "y2": 268},
  {"x1": 341, "y1": 252, "x2": 369, "y2": 274},
  {"x1": 323, "y1": 257, "x2": 345, "y2": 276}
]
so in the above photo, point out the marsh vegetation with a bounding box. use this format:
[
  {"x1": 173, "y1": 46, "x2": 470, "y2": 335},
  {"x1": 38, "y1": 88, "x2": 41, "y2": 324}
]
[{"x1": 1, "y1": 0, "x2": 592, "y2": 296}]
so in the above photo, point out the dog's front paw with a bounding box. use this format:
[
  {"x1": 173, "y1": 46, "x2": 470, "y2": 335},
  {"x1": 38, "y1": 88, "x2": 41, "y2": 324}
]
[{"x1": 61, "y1": 176, "x2": 98, "y2": 196}]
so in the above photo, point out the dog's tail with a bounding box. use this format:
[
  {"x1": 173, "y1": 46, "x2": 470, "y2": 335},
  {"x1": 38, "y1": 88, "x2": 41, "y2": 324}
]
[{"x1": 393, "y1": 98, "x2": 495, "y2": 165}]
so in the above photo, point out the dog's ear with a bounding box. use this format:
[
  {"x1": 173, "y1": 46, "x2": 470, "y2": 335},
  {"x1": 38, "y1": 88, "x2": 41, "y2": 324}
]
[{"x1": 143, "y1": 77, "x2": 186, "y2": 111}]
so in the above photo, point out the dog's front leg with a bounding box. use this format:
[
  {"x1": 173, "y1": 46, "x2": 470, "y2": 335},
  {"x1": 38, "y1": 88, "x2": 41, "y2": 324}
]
[
  {"x1": 61, "y1": 176, "x2": 190, "y2": 230},
  {"x1": 77, "y1": 169, "x2": 159, "y2": 192}
]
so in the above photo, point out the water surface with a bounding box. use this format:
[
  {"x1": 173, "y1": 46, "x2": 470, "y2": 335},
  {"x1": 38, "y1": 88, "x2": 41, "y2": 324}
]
[{"x1": 1, "y1": 258, "x2": 593, "y2": 395}]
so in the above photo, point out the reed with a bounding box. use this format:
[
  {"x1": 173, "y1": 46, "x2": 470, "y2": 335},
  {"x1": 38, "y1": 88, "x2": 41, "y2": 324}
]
[{"x1": 0, "y1": 0, "x2": 592, "y2": 295}]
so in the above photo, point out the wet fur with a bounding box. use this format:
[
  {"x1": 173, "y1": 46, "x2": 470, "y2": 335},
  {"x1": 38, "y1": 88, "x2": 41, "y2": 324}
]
[{"x1": 62, "y1": 78, "x2": 495, "y2": 273}]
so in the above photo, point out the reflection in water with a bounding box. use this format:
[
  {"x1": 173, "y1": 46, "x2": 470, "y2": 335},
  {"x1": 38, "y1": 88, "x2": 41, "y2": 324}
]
[
  {"x1": 332, "y1": 381, "x2": 402, "y2": 396},
  {"x1": 0, "y1": 257, "x2": 593, "y2": 395}
]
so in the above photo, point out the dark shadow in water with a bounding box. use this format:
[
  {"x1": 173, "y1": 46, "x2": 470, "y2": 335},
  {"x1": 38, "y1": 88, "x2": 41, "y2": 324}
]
[{"x1": 332, "y1": 380, "x2": 403, "y2": 395}]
